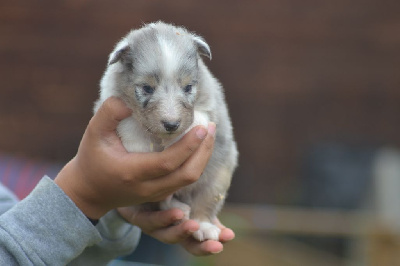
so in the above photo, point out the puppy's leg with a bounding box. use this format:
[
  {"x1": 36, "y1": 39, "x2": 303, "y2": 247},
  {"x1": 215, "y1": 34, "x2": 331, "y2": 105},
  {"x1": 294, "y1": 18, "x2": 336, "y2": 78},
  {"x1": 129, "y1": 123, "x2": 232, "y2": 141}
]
[
  {"x1": 159, "y1": 195, "x2": 191, "y2": 221},
  {"x1": 190, "y1": 167, "x2": 233, "y2": 241},
  {"x1": 190, "y1": 197, "x2": 224, "y2": 241}
]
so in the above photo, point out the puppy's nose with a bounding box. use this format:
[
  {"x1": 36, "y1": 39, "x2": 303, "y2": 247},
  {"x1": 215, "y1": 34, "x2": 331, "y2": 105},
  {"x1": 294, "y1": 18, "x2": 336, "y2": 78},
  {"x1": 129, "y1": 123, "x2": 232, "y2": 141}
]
[{"x1": 162, "y1": 120, "x2": 180, "y2": 132}]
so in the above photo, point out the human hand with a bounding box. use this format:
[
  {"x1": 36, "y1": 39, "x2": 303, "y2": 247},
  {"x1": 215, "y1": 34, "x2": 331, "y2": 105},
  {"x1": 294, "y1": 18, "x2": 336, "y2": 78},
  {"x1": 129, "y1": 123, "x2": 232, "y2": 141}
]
[
  {"x1": 118, "y1": 207, "x2": 235, "y2": 256},
  {"x1": 54, "y1": 97, "x2": 216, "y2": 219}
]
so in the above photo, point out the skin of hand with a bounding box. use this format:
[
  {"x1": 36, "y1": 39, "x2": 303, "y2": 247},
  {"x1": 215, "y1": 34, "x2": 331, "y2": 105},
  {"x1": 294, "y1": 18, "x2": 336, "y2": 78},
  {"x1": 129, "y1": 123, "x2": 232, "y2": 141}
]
[
  {"x1": 118, "y1": 207, "x2": 235, "y2": 256},
  {"x1": 54, "y1": 97, "x2": 215, "y2": 220}
]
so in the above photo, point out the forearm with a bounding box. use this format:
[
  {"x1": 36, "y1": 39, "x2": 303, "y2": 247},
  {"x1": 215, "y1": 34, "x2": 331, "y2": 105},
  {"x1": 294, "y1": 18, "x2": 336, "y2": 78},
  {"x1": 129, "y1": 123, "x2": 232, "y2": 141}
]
[{"x1": 0, "y1": 176, "x2": 101, "y2": 265}]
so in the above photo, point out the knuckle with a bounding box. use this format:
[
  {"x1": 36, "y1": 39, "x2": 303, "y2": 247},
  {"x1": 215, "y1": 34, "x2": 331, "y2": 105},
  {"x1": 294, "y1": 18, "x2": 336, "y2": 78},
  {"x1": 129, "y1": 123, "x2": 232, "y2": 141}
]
[
  {"x1": 121, "y1": 176, "x2": 135, "y2": 188},
  {"x1": 159, "y1": 159, "x2": 176, "y2": 173},
  {"x1": 135, "y1": 188, "x2": 147, "y2": 199},
  {"x1": 119, "y1": 171, "x2": 134, "y2": 185},
  {"x1": 203, "y1": 137, "x2": 215, "y2": 152},
  {"x1": 102, "y1": 96, "x2": 119, "y2": 113},
  {"x1": 102, "y1": 97, "x2": 112, "y2": 110},
  {"x1": 119, "y1": 172, "x2": 143, "y2": 192},
  {"x1": 137, "y1": 186, "x2": 153, "y2": 199},
  {"x1": 99, "y1": 99, "x2": 113, "y2": 118},
  {"x1": 186, "y1": 145, "x2": 196, "y2": 155},
  {"x1": 182, "y1": 169, "x2": 200, "y2": 184}
]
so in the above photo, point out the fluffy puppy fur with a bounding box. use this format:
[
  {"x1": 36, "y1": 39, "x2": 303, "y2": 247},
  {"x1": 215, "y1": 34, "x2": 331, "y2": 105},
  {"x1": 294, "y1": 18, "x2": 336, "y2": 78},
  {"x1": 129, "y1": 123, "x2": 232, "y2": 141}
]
[{"x1": 94, "y1": 22, "x2": 238, "y2": 241}]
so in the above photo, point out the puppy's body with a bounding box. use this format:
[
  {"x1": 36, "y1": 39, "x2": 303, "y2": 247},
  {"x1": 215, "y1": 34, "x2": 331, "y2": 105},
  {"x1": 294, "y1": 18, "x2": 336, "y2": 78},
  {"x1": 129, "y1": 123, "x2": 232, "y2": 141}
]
[{"x1": 95, "y1": 22, "x2": 238, "y2": 241}]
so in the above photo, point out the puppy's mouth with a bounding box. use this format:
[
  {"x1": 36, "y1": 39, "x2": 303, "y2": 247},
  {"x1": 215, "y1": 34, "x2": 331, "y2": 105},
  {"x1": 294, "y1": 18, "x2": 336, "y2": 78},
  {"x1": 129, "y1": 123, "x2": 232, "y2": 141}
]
[
  {"x1": 161, "y1": 130, "x2": 182, "y2": 137},
  {"x1": 144, "y1": 126, "x2": 181, "y2": 138}
]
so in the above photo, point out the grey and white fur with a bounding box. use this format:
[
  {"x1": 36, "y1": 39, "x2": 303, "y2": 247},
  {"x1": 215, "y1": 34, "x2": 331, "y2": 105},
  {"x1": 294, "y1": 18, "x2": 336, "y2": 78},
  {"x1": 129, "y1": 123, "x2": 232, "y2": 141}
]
[{"x1": 94, "y1": 22, "x2": 238, "y2": 241}]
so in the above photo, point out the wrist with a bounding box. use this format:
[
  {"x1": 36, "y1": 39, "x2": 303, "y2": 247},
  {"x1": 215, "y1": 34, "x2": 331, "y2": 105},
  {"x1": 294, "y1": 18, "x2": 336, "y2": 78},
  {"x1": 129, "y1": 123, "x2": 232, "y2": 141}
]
[
  {"x1": 86, "y1": 216, "x2": 99, "y2": 226},
  {"x1": 54, "y1": 158, "x2": 109, "y2": 220}
]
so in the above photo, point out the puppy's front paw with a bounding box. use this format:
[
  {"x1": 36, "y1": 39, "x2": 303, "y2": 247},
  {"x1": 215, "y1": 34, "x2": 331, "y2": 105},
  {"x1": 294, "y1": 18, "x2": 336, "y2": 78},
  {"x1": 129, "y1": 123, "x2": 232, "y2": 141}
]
[{"x1": 192, "y1": 221, "x2": 221, "y2": 241}]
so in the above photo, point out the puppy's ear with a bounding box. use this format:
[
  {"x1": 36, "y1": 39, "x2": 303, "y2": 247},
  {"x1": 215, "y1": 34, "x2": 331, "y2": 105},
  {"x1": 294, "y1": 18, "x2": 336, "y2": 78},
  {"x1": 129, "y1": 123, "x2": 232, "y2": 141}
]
[
  {"x1": 193, "y1": 36, "x2": 212, "y2": 60},
  {"x1": 108, "y1": 42, "x2": 131, "y2": 65}
]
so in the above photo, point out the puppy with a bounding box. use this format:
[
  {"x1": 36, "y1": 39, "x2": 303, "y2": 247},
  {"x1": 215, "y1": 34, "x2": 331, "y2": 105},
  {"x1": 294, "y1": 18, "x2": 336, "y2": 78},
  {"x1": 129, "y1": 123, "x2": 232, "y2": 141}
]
[{"x1": 94, "y1": 22, "x2": 238, "y2": 241}]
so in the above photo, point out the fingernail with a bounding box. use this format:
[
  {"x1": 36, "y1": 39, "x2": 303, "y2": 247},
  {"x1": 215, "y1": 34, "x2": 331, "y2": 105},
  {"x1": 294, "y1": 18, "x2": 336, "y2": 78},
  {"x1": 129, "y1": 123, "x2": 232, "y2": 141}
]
[
  {"x1": 186, "y1": 229, "x2": 196, "y2": 236},
  {"x1": 211, "y1": 248, "x2": 223, "y2": 254},
  {"x1": 188, "y1": 227, "x2": 198, "y2": 233},
  {"x1": 196, "y1": 127, "x2": 207, "y2": 139},
  {"x1": 208, "y1": 122, "x2": 216, "y2": 137},
  {"x1": 173, "y1": 214, "x2": 184, "y2": 222}
]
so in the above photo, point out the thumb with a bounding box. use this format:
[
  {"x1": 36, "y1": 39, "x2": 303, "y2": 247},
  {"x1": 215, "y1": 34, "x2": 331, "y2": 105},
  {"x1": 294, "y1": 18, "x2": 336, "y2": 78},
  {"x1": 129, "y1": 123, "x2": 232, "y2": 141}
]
[{"x1": 91, "y1": 97, "x2": 132, "y2": 134}]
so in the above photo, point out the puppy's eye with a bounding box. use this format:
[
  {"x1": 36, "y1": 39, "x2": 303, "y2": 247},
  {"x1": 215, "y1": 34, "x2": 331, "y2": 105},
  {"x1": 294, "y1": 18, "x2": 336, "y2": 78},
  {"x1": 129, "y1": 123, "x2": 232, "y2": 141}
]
[
  {"x1": 184, "y1": 84, "x2": 193, "y2": 93},
  {"x1": 142, "y1": 85, "x2": 155, "y2": 94}
]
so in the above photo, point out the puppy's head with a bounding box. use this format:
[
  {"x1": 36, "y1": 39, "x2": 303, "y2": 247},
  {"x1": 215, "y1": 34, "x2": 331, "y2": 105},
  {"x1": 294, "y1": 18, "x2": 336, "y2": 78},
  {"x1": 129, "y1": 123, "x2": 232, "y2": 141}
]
[{"x1": 107, "y1": 22, "x2": 211, "y2": 138}]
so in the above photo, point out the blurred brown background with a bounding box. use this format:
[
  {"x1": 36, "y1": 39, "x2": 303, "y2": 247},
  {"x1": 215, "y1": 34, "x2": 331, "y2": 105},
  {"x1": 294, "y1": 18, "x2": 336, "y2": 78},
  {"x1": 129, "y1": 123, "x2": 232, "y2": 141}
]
[{"x1": 1, "y1": 0, "x2": 400, "y2": 205}]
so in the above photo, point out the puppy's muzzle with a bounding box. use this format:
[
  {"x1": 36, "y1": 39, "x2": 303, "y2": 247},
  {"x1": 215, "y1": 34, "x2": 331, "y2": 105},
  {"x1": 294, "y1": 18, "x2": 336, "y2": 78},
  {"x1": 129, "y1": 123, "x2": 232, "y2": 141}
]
[{"x1": 162, "y1": 120, "x2": 180, "y2": 132}]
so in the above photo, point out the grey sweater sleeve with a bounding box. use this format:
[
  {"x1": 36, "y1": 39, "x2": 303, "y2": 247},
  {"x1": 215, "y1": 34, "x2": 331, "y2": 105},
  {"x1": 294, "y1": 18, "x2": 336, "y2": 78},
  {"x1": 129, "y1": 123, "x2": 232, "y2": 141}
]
[
  {"x1": 0, "y1": 176, "x2": 141, "y2": 266},
  {"x1": 0, "y1": 183, "x2": 19, "y2": 216}
]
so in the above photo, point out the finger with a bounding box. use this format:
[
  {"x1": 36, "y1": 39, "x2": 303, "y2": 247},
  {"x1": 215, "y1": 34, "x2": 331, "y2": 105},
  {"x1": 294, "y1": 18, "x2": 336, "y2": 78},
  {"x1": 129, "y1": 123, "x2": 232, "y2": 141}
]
[
  {"x1": 213, "y1": 218, "x2": 235, "y2": 242},
  {"x1": 151, "y1": 220, "x2": 199, "y2": 244},
  {"x1": 219, "y1": 227, "x2": 235, "y2": 243},
  {"x1": 118, "y1": 207, "x2": 184, "y2": 233},
  {"x1": 150, "y1": 123, "x2": 215, "y2": 193},
  {"x1": 177, "y1": 122, "x2": 215, "y2": 179},
  {"x1": 89, "y1": 97, "x2": 132, "y2": 136},
  {"x1": 130, "y1": 125, "x2": 208, "y2": 179},
  {"x1": 182, "y1": 239, "x2": 223, "y2": 256}
]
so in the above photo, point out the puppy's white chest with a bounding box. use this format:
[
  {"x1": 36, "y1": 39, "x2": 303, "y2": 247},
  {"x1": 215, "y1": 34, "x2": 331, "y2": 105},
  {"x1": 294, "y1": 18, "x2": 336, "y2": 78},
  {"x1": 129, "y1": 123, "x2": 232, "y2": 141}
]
[
  {"x1": 117, "y1": 117, "x2": 156, "y2": 153},
  {"x1": 192, "y1": 111, "x2": 209, "y2": 128}
]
